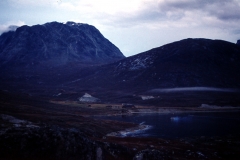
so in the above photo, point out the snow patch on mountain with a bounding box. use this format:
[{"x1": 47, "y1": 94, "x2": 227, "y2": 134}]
[
  {"x1": 115, "y1": 53, "x2": 155, "y2": 71},
  {"x1": 129, "y1": 58, "x2": 149, "y2": 70}
]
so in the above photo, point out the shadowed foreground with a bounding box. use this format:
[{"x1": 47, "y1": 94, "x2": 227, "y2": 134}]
[{"x1": 0, "y1": 90, "x2": 240, "y2": 159}]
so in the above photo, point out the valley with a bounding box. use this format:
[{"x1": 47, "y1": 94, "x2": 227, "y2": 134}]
[{"x1": 0, "y1": 21, "x2": 240, "y2": 159}]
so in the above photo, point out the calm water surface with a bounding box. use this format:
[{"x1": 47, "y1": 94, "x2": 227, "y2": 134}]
[{"x1": 95, "y1": 112, "x2": 240, "y2": 138}]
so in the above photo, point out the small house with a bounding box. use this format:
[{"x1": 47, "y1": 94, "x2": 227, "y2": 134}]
[{"x1": 78, "y1": 93, "x2": 100, "y2": 103}]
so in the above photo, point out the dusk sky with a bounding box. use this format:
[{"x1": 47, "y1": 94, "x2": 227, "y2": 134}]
[{"x1": 0, "y1": 0, "x2": 240, "y2": 57}]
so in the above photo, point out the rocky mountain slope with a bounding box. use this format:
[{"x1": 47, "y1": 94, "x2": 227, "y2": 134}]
[
  {"x1": 0, "y1": 21, "x2": 124, "y2": 66},
  {"x1": 70, "y1": 38, "x2": 240, "y2": 91}
]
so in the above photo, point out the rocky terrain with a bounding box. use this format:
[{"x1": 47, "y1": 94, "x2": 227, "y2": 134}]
[{"x1": 1, "y1": 90, "x2": 240, "y2": 159}]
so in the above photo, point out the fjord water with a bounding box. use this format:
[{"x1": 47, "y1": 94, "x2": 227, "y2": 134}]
[{"x1": 96, "y1": 112, "x2": 240, "y2": 138}]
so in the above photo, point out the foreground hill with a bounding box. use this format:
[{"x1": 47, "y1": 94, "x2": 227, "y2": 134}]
[
  {"x1": 1, "y1": 90, "x2": 239, "y2": 159},
  {"x1": 70, "y1": 38, "x2": 240, "y2": 90}
]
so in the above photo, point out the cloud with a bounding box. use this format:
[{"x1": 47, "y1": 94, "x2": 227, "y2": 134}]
[
  {"x1": 207, "y1": 1, "x2": 240, "y2": 21},
  {"x1": 6, "y1": 0, "x2": 239, "y2": 30},
  {"x1": 156, "y1": 0, "x2": 240, "y2": 21},
  {"x1": 101, "y1": 0, "x2": 240, "y2": 33},
  {"x1": 0, "y1": 21, "x2": 25, "y2": 34},
  {"x1": 91, "y1": 0, "x2": 240, "y2": 55},
  {"x1": 8, "y1": 0, "x2": 56, "y2": 7}
]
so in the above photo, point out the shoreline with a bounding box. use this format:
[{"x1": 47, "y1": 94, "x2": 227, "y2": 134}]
[
  {"x1": 102, "y1": 107, "x2": 240, "y2": 138},
  {"x1": 129, "y1": 109, "x2": 240, "y2": 114},
  {"x1": 90, "y1": 106, "x2": 240, "y2": 117},
  {"x1": 106, "y1": 124, "x2": 152, "y2": 137},
  {"x1": 128, "y1": 105, "x2": 240, "y2": 114}
]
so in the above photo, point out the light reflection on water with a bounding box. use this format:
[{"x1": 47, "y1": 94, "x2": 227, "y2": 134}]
[{"x1": 95, "y1": 112, "x2": 240, "y2": 138}]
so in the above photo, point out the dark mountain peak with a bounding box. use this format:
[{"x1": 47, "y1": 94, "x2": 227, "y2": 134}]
[
  {"x1": 237, "y1": 39, "x2": 240, "y2": 46},
  {"x1": 159, "y1": 38, "x2": 235, "y2": 50},
  {"x1": 114, "y1": 38, "x2": 240, "y2": 73},
  {"x1": 0, "y1": 21, "x2": 125, "y2": 67}
]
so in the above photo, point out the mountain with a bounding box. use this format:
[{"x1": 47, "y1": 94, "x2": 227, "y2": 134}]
[
  {"x1": 70, "y1": 38, "x2": 240, "y2": 90},
  {"x1": 1, "y1": 35, "x2": 240, "y2": 106},
  {"x1": 0, "y1": 21, "x2": 124, "y2": 66}
]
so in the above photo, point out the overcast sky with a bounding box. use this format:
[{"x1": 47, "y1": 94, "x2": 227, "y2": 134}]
[{"x1": 0, "y1": 0, "x2": 240, "y2": 57}]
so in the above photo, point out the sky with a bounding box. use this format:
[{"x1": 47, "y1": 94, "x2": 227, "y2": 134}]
[{"x1": 0, "y1": 0, "x2": 240, "y2": 57}]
